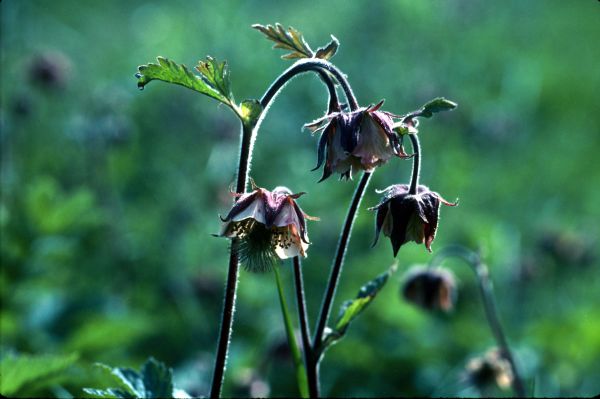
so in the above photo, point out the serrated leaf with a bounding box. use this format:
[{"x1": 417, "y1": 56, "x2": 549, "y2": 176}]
[
  {"x1": 136, "y1": 56, "x2": 238, "y2": 114},
  {"x1": 314, "y1": 35, "x2": 339, "y2": 60},
  {"x1": 415, "y1": 97, "x2": 458, "y2": 118},
  {"x1": 253, "y1": 23, "x2": 314, "y2": 59},
  {"x1": 85, "y1": 358, "x2": 177, "y2": 399},
  {"x1": 0, "y1": 353, "x2": 79, "y2": 396},
  {"x1": 194, "y1": 56, "x2": 234, "y2": 104},
  {"x1": 320, "y1": 264, "x2": 397, "y2": 353}
]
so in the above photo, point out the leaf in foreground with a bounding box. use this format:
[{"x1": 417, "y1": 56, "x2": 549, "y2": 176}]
[
  {"x1": 0, "y1": 352, "x2": 79, "y2": 396},
  {"x1": 84, "y1": 357, "x2": 190, "y2": 399},
  {"x1": 320, "y1": 264, "x2": 397, "y2": 353}
]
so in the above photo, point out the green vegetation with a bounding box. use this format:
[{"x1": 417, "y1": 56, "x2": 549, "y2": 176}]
[{"x1": 2, "y1": 1, "x2": 600, "y2": 397}]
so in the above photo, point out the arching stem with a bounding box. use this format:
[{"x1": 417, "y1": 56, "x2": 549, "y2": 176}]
[
  {"x1": 431, "y1": 245, "x2": 526, "y2": 397},
  {"x1": 210, "y1": 59, "x2": 357, "y2": 398}
]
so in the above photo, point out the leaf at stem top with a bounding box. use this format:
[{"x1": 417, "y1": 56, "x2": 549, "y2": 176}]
[
  {"x1": 136, "y1": 56, "x2": 238, "y2": 112},
  {"x1": 412, "y1": 97, "x2": 458, "y2": 119},
  {"x1": 253, "y1": 23, "x2": 340, "y2": 61},
  {"x1": 320, "y1": 263, "x2": 397, "y2": 353}
]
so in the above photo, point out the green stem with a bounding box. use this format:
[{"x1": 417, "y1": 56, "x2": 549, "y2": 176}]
[
  {"x1": 274, "y1": 266, "x2": 310, "y2": 398},
  {"x1": 408, "y1": 134, "x2": 421, "y2": 195},
  {"x1": 431, "y1": 246, "x2": 526, "y2": 397},
  {"x1": 261, "y1": 58, "x2": 359, "y2": 111},
  {"x1": 293, "y1": 257, "x2": 319, "y2": 397},
  {"x1": 313, "y1": 172, "x2": 372, "y2": 353}
]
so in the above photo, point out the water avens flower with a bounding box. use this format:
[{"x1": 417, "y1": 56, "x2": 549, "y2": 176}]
[
  {"x1": 401, "y1": 265, "x2": 456, "y2": 312},
  {"x1": 305, "y1": 100, "x2": 411, "y2": 181},
  {"x1": 218, "y1": 184, "x2": 316, "y2": 272},
  {"x1": 466, "y1": 348, "x2": 514, "y2": 391},
  {"x1": 370, "y1": 184, "x2": 457, "y2": 256}
]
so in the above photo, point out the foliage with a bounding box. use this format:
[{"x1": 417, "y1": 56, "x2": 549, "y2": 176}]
[
  {"x1": 0, "y1": 353, "x2": 78, "y2": 397},
  {"x1": 84, "y1": 357, "x2": 189, "y2": 399},
  {"x1": 2, "y1": 1, "x2": 600, "y2": 397}
]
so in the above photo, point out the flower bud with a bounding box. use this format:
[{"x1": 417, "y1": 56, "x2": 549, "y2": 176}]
[
  {"x1": 217, "y1": 185, "x2": 317, "y2": 272},
  {"x1": 401, "y1": 265, "x2": 456, "y2": 312},
  {"x1": 465, "y1": 348, "x2": 514, "y2": 392},
  {"x1": 370, "y1": 184, "x2": 457, "y2": 256}
]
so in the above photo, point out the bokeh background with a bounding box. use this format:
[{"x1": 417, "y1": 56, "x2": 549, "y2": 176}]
[{"x1": 2, "y1": 0, "x2": 600, "y2": 397}]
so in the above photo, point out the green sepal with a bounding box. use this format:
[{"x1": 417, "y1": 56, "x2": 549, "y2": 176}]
[{"x1": 320, "y1": 264, "x2": 397, "y2": 354}]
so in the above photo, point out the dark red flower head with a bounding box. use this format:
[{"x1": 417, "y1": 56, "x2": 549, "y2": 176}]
[
  {"x1": 401, "y1": 265, "x2": 456, "y2": 312},
  {"x1": 370, "y1": 184, "x2": 457, "y2": 256},
  {"x1": 305, "y1": 100, "x2": 411, "y2": 181},
  {"x1": 218, "y1": 185, "x2": 317, "y2": 271}
]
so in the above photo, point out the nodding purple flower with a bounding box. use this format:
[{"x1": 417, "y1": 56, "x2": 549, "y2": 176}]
[
  {"x1": 401, "y1": 265, "x2": 456, "y2": 312},
  {"x1": 305, "y1": 100, "x2": 411, "y2": 181},
  {"x1": 218, "y1": 185, "x2": 317, "y2": 271},
  {"x1": 370, "y1": 184, "x2": 457, "y2": 256}
]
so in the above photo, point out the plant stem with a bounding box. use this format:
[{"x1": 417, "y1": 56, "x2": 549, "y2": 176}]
[
  {"x1": 211, "y1": 58, "x2": 356, "y2": 397},
  {"x1": 274, "y1": 265, "x2": 310, "y2": 398},
  {"x1": 431, "y1": 246, "x2": 526, "y2": 397},
  {"x1": 408, "y1": 134, "x2": 421, "y2": 195},
  {"x1": 474, "y1": 262, "x2": 526, "y2": 397},
  {"x1": 210, "y1": 123, "x2": 254, "y2": 398},
  {"x1": 261, "y1": 58, "x2": 359, "y2": 111},
  {"x1": 293, "y1": 257, "x2": 319, "y2": 398},
  {"x1": 313, "y1": 171, "x2": 372, "y2": 353}
]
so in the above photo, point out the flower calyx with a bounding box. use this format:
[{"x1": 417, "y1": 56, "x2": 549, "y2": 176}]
[
  {"x1": 217, "y1": 184, "x2": 317, "y2": 272},
  {"x1": 370, "y1": 184, "x2": 458, "y2": 256},
  {"x1": 305, "y1": 100, "x2": 412, "y2": 182}
]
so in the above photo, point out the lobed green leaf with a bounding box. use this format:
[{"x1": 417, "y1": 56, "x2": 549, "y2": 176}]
[
  {"x1": 136, "y1": 56, "x2": 235, "y2": 109},
  {"x1": 84, "y1": 358, "x2": 181, "y2": 399}
]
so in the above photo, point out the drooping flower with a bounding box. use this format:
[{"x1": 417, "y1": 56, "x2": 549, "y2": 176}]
[
  {"x1": 401, "y1": 265, "x2": 457, "y2": 312},
  {"x1": 218, "y1": 185, "x2": 317, "y2": 271},
  {"x1": 370, "y1": 184, "x2": 457, "y2": 256},
  {"x1": 465, "y1": 348, "x2": 514, "y2": 391},
  {"x1": 305, "y1": 100, "x2": 411, "y2": 181}
]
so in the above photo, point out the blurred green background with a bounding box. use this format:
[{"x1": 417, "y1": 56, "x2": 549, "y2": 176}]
[{"x1": 2, "y1": 0, "x2": 600, "y2": 397}]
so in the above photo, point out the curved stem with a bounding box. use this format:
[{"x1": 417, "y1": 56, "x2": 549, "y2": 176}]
[
  {"x1": 408, "y1": 134, "x2": 421, "y2": 195},
  {"x1": 293, "y1": 257, "x2": 319, "y2": 397},
  {"x1": 431, "y1": 246, "x2": 526, "y2": 397},
  {"x1": 211, "y1": 58, "x2": 360, "y2": 397},
  {"x1": 261, "y1": 58, "x2": 359, "y2": 111},
  {"x1": 313, "y1": 171, "x2": 372, "y2": 352}
]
